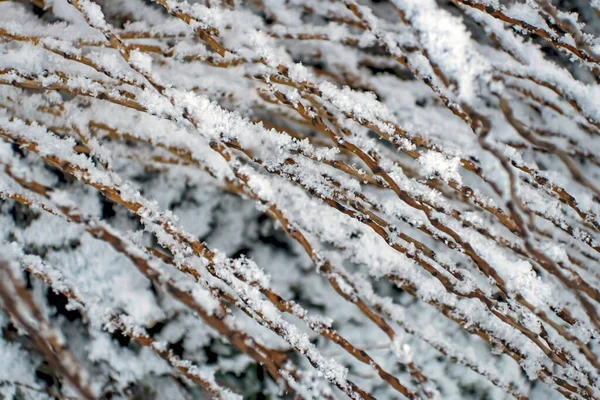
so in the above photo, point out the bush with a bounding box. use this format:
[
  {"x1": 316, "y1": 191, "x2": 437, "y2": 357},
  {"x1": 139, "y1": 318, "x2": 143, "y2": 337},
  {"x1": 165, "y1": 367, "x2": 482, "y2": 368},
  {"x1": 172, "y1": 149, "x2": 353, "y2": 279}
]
[{"x1": 1, "y1": 0, "x2": 600, "y2": 399}]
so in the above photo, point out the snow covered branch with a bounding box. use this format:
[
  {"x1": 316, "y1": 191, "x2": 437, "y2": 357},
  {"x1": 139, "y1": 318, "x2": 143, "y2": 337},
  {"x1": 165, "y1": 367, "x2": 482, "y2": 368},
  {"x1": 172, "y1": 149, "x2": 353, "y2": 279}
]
[{"x1": 1, "y1": 0, "x2": 600, "y2": 399}]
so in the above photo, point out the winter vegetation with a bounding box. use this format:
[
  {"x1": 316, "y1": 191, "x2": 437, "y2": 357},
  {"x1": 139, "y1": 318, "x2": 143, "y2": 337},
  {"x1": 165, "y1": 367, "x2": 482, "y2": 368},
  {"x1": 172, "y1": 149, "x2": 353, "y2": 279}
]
[{"x1": 3, "y1": 0, "x2": 600, "y2": 399}]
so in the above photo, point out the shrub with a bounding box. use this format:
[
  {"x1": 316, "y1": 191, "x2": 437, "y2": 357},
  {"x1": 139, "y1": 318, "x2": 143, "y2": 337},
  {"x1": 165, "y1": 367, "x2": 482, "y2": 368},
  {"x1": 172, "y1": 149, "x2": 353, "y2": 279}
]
[{"x1": 1, "y1": 0, "x2": 600, "y2": 399}]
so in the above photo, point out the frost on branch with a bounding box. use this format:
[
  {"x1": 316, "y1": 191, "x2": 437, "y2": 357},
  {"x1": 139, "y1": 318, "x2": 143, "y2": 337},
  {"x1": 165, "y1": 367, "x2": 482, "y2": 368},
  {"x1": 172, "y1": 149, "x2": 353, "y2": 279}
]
[{"x1": 1, "y1": 0, "x2": 600, "y2": 398}]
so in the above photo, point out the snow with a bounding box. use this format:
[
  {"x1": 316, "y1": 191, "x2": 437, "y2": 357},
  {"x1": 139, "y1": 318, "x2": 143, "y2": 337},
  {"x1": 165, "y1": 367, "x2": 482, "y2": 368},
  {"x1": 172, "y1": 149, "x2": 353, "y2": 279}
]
[
  {"x1": 1, "y1": 0, "x2": 600, "y2": 398},
  {"x1": 418, "y1": 151, "x2": 463, "y2": 185}
]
